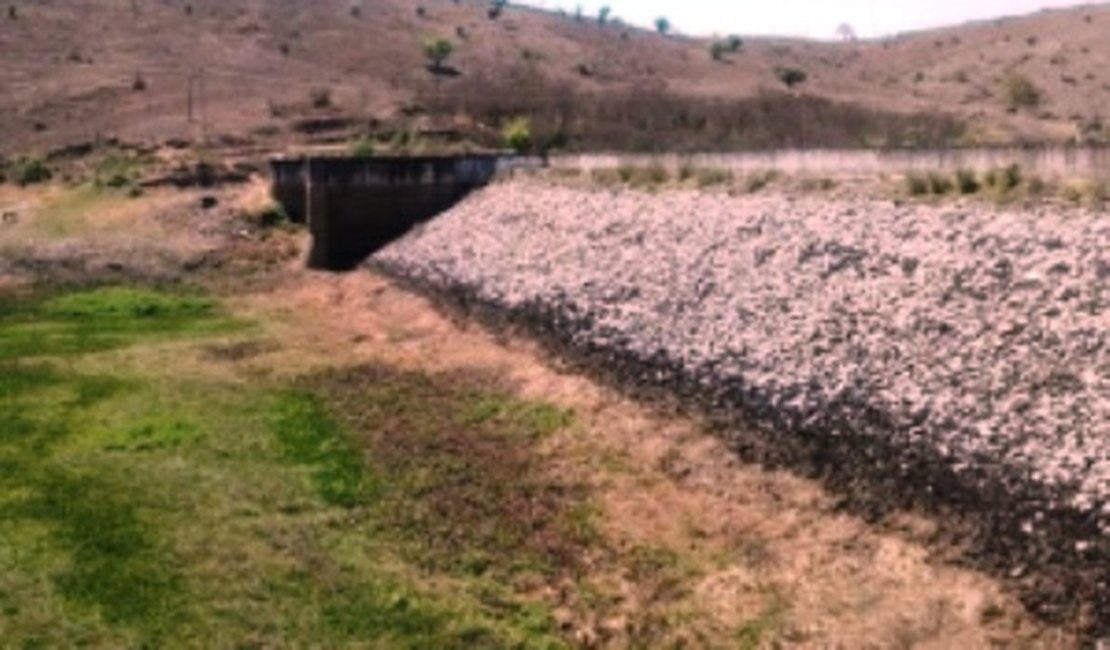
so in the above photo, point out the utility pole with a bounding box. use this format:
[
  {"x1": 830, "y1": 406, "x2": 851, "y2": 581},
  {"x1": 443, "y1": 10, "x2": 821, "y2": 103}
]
[{"x1": 185, "y1": 67, "x2": 208, "y2": 143}]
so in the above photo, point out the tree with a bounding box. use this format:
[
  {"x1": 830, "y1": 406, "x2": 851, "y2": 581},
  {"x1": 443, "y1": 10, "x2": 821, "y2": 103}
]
[
  {"x1": 836, "y1": 23, "x2": 857, "y2": 42},
  {"x1": 1003, "y1": 72, "x2": 1041, "y2": 110},
  {"x1": 710, "y1": 41, "x2": 728, "y2": 61},
  {"x1": 726, "y1": 35, "x2": 743, "y2": 52},
  {"x1": 423, "y1": 38, "x2": 454, "y2": 73},
  {"x1": 775, "y1": 66, "x2": 807, "y2": 88},
  {"x1": 502, "y1": 117, "x2": 532, "y2": 153},
  {"x1": 654, "y1": 17, "x2": 670, "y2": 35},
  {"x1": 598, "y1": 5, "x2": 610, "y2": 25}
]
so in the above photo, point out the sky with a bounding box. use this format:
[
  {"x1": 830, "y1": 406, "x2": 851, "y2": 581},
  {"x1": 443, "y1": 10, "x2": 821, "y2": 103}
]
[{"x1": 515, "y1": 0, "x2": 1087, "y2": 39}]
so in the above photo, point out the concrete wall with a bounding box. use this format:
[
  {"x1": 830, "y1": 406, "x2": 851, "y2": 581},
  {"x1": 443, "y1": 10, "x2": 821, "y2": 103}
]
[
  {"x1": 271, "y1": 155, "x2": 505, "y2": 270},
  {"x1": 550, "y1": 146, "x2": 1110, "y2": 179}
]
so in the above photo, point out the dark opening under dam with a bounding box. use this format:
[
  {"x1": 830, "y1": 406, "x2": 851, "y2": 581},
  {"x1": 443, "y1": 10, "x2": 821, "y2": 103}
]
[{"x1": 270, "y1": 155, "x2": 517, "y2": 271}]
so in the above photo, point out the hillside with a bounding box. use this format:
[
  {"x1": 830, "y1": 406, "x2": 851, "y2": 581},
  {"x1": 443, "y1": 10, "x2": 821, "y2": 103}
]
[{"x1": 1, "y1": 0, "x2": 1109, "y2": 156}]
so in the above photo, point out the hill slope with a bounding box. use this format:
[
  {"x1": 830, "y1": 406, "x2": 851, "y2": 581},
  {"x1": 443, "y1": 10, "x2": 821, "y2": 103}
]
[{"x1": 1, "y1": 0, "x2": 1109, "y2": 155}]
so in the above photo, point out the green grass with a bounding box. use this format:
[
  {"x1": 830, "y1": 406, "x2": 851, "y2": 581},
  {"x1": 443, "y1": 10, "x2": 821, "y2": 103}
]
[
  {"x1": 0, "y1": 285, "x2": 578, "y2": 648},
  {"x1": 0, "y1": 286, "x2": 239, "y2": 359}
]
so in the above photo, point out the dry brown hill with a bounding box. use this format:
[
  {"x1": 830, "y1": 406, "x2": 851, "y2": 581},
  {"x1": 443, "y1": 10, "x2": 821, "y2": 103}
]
[{"x1": 1, "y1": 0, "x2": 1109, "y2": 156}]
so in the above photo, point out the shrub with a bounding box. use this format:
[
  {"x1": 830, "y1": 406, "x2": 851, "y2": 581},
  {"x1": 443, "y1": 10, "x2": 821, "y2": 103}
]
[
  {"x1": 423, "y1": 38, "x2": 454, "y2": 72},
  {"x1": 726, "y1": 35, "x2": 743, "y2": 52},
  {"x1": 502, "y1": 117, "x2": 532, "y2": 153},
  {"x1": 695, "y1": 167, "x2": 732, "y2": 187},
  {"x1": 654, "y1": 17, "x2": 670, "y2": 35},
  {"x1": 745, "y1": 170, "x2": 777, "y2": 193},
  {"x1": 488, "y1": 0, "x2": 506, "y2": 19},
  {"x1": 1027, "y1": 175, "x2": 1047, "y2": 195},
  {"x1": 11, "y1": 157, "x2": 51, "y2": 186},
  {"x1": 1004, "y1": 73, "x2": 1041, "y2": 110},
  {"x1": 614, "y1": 165, "x2": 668, "y2": 188},
  {"x1": 631, "y1": 165, "x2": 668, "y2": 187},
  {"x1": 775, "y1": 67, "x2": 808, "y2": 88},
  {"x1": 132, "y1": 72, "x2": 147, "y2": 92},
  {"x1": 598, "y1": 5, "x2": 610, "y2": 25},
  {"x1": 710, "y1": 41, "x2": 728, "y2": 61},
  {"x1": 905, "y1": 173, "x2": 929, "y2": 196},
  {"x1": 927, "y1": 172, "x2": 953, "y2": 195},
  {"x1": 955, "y1": 168, "x2": 980, "y2": 194},
  {"x1": 591, "y1": 168, "x2": 623, "y2": 186},
  {"x1": 309, "y1": 88, "x2": 332, "y2": 108},
  {"x1": 351, "y1": 138, "x2": 376, "y2": 158},
  {"x1": 254, "y1": 203, "x2": 290, "y2": 228},
  {"x1": 984, "y1": 164, "x2": 1022, "y2": 193}
]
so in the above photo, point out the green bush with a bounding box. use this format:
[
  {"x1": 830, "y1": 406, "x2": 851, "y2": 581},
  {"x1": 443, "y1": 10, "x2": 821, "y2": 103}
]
[
  {"x1": 502, "y1": 117, "x2": 532, "y2": 153},
  {"x1": 775, "y1": 67, "x2": 808, "y2": 88},
  {"x1": 11, "y1": 157, "x2": 51, "y2": 186},
  {"x1": 423, "y1": 38, "x2": 454, "y2": 72},
  {"x1": 654, "y1": 17, "x2": 670, "y2": 35},
  {"x1": 351, "y1": 138, "x2": 376, "y2": 158}
]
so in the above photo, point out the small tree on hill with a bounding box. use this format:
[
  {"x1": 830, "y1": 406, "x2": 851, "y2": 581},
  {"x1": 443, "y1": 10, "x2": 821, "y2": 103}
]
[
  {"x1": 726, "y1": 35, "x2": 743, "y2": 52},
  {"x1": 598, "y1": 5, "x2": 610, "y2": 25},
  {"x1": 1004, "y1": 72, "x2": 1041, "y2": 110},
  {"x1": 502, "y1": 117, "x2": 532, "y2": 153},
  {"x1": 710, "y1": 41, "x2": 727, "y2": 61},
  {"x1": 655, "y1": 17, "x2": 671, "y2": 35},
  {"x1": 776, "y1": 66, "x2": 808, "y2": 88},
  {"x1": 424, "y1": 38, "x2": 455, "y2": 73}
]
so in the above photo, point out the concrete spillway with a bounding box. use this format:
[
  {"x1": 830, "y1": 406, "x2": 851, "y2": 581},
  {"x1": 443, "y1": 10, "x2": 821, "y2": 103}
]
[{"x1": 270, "y1": 155, "x2": 506, "y2": 270}]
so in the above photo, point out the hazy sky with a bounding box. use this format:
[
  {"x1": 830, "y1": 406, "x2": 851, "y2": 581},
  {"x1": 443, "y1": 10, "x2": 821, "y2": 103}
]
[{"x1": 516, "y1": 1, "x2": 1087, "y2": 39}]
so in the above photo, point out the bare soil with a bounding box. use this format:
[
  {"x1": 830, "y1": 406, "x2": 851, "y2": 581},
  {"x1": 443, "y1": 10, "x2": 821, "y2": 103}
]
[{"x1": 3, "y1": 0, "x2": 1110, "y2": 155}]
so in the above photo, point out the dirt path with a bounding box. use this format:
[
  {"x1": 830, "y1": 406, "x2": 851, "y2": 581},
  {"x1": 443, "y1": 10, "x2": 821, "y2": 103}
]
[{"x1": 230, "y1": 267, "x2": 1075, "y2": 648}]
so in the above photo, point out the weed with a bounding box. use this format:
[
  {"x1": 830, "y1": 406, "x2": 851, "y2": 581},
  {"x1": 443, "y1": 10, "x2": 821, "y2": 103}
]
[
  {"x1": 351, "y1": 138, "x2": 376, "y2": 158},
  {"x1": 93, "y1": 152, "x2": 147, "y2": 190},
  {"x1": 9, "y1": 157, "x2": 51, "y2": 186},
  {"x1": 249, "y1": 202, "x2": 291, "y2": 228}
]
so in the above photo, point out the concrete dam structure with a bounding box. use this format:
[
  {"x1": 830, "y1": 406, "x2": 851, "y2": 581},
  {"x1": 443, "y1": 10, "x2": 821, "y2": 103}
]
[{"x1": 270, "y1": 155, "x2": 508, "y2": 270}]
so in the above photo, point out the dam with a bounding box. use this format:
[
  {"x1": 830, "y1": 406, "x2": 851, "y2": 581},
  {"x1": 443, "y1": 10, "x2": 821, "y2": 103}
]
[{"x1": 270, "y1": 154, "x2": 523, "y2": 270}]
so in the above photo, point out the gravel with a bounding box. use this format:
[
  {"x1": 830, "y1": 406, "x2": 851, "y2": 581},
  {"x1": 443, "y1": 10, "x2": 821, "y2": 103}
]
[{"x1": 373, "y1": 180, "x2": 1108, "y2": 626}]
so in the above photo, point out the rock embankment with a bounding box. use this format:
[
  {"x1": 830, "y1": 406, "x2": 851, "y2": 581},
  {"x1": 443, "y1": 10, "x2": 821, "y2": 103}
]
[{"x1": 373, "y1": 181, "x2": 1108, "y2": 632}]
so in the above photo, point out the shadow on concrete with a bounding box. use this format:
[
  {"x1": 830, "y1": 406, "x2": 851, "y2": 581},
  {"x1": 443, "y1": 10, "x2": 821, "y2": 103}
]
[{"x1": 272, "y1": 156, "x2": 503, "y2": 271}]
